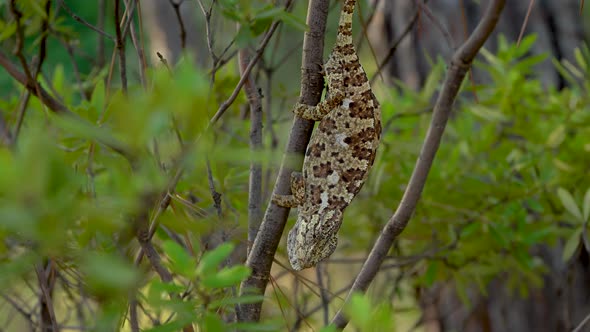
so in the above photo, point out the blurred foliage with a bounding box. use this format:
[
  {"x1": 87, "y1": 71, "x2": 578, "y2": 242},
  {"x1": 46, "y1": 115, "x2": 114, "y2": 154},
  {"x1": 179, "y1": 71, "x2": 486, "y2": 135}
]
[{"x1": 0, "y1": 0, "x2": 589, "y2": 331}]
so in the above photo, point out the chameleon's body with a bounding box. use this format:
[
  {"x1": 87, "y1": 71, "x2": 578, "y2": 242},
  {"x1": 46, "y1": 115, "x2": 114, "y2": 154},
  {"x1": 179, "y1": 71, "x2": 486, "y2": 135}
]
[{"x1": 273, "y1": 0, "x2": 381, "y2": 270}]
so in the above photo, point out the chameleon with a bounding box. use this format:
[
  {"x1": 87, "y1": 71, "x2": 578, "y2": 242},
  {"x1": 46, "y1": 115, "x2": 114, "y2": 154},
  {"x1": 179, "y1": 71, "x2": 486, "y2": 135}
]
[{"x1": 273, "y1": 0, "x2": 381, "y2": 270}]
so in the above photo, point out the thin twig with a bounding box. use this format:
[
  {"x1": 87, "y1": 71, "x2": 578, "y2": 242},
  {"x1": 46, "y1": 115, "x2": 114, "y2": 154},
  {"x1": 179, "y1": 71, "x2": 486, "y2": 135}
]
[
  {"x1": 516, "y1": 0, "x2": 535, "y2": 46},
  {"x1": 238, "y1": 47, "x2": 263, "y2": 253},
  {"x1": 169, "y1": 0, "x2": 187, "y2": 50},
  {"x1": 57, "y1": 0, "x2": 114, "y2": 41},
  {"x1": 370, "y1": 6, "x2": 421, "y2": 85},
  {"x1": 123, "y1": 0, "x2": 147, "y2": 88},
  {"x1": 114, "y1": 0, "x2": 128, "y2": 94},
  {"x1": 210, "y1": 0, "x2": 294, "y2": 124},
  {"x1": 414, "y1": 0, "x2": 455, "y2": 50}
]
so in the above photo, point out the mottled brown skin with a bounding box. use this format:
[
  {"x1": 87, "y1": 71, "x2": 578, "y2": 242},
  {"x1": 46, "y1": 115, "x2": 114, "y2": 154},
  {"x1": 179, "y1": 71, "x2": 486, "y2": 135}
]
[{"x1": 273, "y1": 0, "x2": 381, "y2": 270}]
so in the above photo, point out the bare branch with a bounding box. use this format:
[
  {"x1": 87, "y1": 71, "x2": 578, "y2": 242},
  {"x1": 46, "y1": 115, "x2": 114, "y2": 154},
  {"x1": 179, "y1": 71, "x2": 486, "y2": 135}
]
[
  {"x1": 238, "y1": 47, "x2": 264, "y2": 253},
  {"x1": 114, "y1": 0, "x2": 128, "y2": 94},
  {"x1": 57, "y1": 0, "x2": 114, "y2": 41},
  {"x1": 210, "y1": 0, "x2": 294, "y2": 124},
  {"x1": 331, "y1": 0, "x2": 506, "y2": 328}
]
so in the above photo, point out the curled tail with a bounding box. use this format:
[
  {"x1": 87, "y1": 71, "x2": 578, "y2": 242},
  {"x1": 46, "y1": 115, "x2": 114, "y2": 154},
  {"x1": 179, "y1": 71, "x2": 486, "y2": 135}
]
[{"x1": 336, "y1": 0, "x2": 356, "y2": 47}]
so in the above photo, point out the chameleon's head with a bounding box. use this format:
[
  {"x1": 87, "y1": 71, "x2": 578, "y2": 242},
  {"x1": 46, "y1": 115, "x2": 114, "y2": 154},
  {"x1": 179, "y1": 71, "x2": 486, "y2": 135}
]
[{"x1": 287, "y1": 209, "x2": 343, "y2": 270}]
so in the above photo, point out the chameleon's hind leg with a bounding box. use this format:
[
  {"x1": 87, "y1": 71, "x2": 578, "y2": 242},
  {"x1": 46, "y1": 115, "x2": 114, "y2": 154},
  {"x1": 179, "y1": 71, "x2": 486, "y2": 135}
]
[{"x1": 272, "y1": 172, "x2": 305, "y2": 208}]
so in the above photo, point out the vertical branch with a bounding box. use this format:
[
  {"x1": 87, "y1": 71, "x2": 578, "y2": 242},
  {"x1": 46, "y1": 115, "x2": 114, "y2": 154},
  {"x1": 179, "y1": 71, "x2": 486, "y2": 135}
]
[
  {"x1": 10, "y1": 0, "x2": 51, "y2": 141},
  {"x1": 170, "y1": 0, "x2": 187, "y2": 50},
  {"x1": 123, "y1": 0, "x2": 147, "y2": 88},
  {"x1": 114, "y1": 0, "x2": 128, "y2": 94},
  {"x1": 239, "y1": 48, "x2": 263, "y2": 253},
  {"x1": 35, "y1": 261, "x2": 58, "y2": 332},
  {"x1": 330, "y1": 0, "x2": 506, "y2": 328},
  {"x1": 97, "y1": 0, "x2": 107, "y2": 69},
  {"x1": 237, "y1": 0, "x2": 330, "y2": 322}
]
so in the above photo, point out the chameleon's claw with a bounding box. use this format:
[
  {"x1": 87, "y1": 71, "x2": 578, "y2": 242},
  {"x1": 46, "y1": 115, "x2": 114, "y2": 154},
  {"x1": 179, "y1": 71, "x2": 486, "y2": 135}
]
[{"x1": 318, "y1": 63, "x2": 325, "y2": 76}]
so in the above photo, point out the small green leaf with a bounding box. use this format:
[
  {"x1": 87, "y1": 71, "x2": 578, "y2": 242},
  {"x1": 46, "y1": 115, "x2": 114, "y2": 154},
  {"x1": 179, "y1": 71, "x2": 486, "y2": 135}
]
[
  {"x1": 277, "y1": 11, "x2": 308, "y2": 31},
  {"x1": 344, "y1": 293, "x2": 371, "y2": 330},
  {"x1": 557, "y1": 187, "x2": 583, "y2": 221},
  {"x1": 254, "y1": 6, "x2": 284, "y2": 20},
  {"x1": 235, "y1": 26, "x2": 255, "y2": 48},
  {"x1": 196, "y1": 243, "x2": 235, "y2": 276},
  {"x1": 583, "y1": 187, "x2": 590, "y2": 222},
  {"x1": 202, "y1": 313, "x2": 224, "y2": 332},
  {"x1": 80, "y1": 252, "x2": 140, "y2": 294},
  {"x1": 202, "y1": 265, "x2": 251, "y2": 288},
  {"x1": 546, "y1": 124, "x2": 566, "y2": 148},
  {"x1": 318, "y1": 325, "x2": 338, "y2": 332},
  {"x1": 208, "y1": 295, "x2": 265, "y2": 309},
  {"x1": 469, "y1": 105, "x2": 508, "y2": 122},
  {"x1": 562, "y1": 227, "x2": 582, "y2": 262},
  {"x1": 89, "y1": 80, "x2": 106, "y2": 121},
  {"x1": 162, "y1": 240, "x2": 196, "y2": 277},
  {"x1": 424, "y1": 261, "x2": 438, "y2": 286}
]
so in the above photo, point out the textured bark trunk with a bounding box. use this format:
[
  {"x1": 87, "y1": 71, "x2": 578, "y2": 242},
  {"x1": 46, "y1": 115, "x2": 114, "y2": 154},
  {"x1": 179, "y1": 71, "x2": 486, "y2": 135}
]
[{"x1": 368, "y1": 0, "x2": 588, "y2": 330}]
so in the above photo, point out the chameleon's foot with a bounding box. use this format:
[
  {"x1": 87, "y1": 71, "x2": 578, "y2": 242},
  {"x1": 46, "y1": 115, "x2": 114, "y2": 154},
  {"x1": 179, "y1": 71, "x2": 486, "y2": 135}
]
[{"x1": 272, "y1": 193, "x2": 298, "y2": 208}]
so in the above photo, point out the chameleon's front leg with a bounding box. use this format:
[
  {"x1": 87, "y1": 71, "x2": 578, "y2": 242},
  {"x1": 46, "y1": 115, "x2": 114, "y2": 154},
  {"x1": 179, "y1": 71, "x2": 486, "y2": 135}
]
[
  {"x1": 272, "y1": 172, "x2": 305, "y2": 208},
  {"x1": 293, "y1": 66, "x2": 346, "y2": 121}
]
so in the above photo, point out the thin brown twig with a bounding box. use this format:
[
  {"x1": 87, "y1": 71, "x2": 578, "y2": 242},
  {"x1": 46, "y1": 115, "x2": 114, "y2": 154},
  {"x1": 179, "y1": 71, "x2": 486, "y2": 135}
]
[
  {"x1": 123, "y1": 0, "x2": 147, "y2": 88},
  {"x1": 414, "y1": 0, "x2": 455, "y2": 50},
  {"x1": 35, "y1": 262, "x2": 58, "y2": 332},
  {"x1": 210, "y1": 0, "x2": 295, "y2": 124},
  {"x1": 169, "y1": 0, "x2": 187, "y2": 50},
  {"x1": 114, "y1": 0, "x2": 128, "y2": 94},
  {"x1": 239, "y1": 47, "x2": 263, "y2": 253},
  {"x1": 370, "y1": 6, "x2": 421, "y2": 85},
  {"x1": 517, "y1": 0, "x2": 535, "y2": 46},
  {"x1": 331, "y1": 0, "x2": 506, "y2": 328},
  {"x1": 57, "y1": 0, "x2": 114, "y2": 41}
]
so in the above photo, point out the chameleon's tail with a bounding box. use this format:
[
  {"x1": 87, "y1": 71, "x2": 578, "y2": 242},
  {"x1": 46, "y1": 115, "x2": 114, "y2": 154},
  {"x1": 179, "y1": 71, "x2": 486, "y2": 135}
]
[{"x1": 336, "y1": 0, "x2": 355, "y2": 47}]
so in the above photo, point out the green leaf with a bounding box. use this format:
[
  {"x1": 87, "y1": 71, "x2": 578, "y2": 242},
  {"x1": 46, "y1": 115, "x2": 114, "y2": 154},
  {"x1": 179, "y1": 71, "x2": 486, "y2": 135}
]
[
  {"x1": 254, "y1": 6, "x2": 284, "y2": 20},
  {"x1": 162, "y1": 241, "x2": 196, "y2": 277},
  {"x1": 80, "y1": 252, "x2": 140, "y2": 295},
  {"x1": 469, "y1": 104, "x2": 508, "y2": 122},
  {"x1": 235, "y1": 26, "x2": 255, "y2": 48},
  {"x1": 229, "y1": 322, "x2": 283, "y2": 331},
  {"x1": 318, "y1": 326, "x2": 338, "y2": 332},
  {"x1": 562, "y1": 227, "x2": 582, "y2": 262},
  {"x1": 89, "y1": 80, "x2": 106, "y2": 121},
  {"x1": 144, "y1": 320, "x2": 191, "y2": 332},
  {"x1": 344, "y1": 293, "x2": 371, "y2": 330},
  {"x1": 424, "y1": 261, "x2": 438, "y2": 286},
  {"x1": 208, "y1": 295, "x2": 265, "y2": 309},
  {"x1": 546, "y1": 124, "x2": 566, "y2": 148},
  {"x1": 202, "y1": 265, "x2": 251, "y2": 288},
  {"x1": 277, "y1": 11, "x2": 308, "y2": 31},
  {"x1": 202, "y1": 313, "x2": 224, "y2": 332},
  {"x1": 557, "y1": 187, "x2": 583, "y2": 222},
  {"x1": 196, "y1": 243, "x2": 235, "y2": 276},
  {"x1": 583, "y1": 187, "x2": 590, "y2": 222}
]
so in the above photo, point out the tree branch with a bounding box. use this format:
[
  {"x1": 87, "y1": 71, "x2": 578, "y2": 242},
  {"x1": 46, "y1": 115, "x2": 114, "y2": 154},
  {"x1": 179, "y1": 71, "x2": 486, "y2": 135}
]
[
  {"x1": 238, "y1": 47, "x2": 263, "y2": 253},
  {"x1": 331, "y1": 0, "x2": 506, "y2": 328},
  {"x1": 0, "y1": 51, "x2": 136, "y2": 164},
  {"x1": 237, "y1": 0, "x2": 330, "y2": 322}
]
